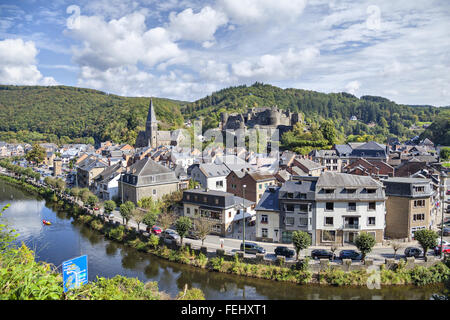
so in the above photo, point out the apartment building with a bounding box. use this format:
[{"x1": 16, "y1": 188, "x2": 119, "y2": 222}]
[
  {"x1": 255, "y1": 186, "x2": 280, "y2": 242},
  {"x1": 190, "y1": 163, "x2": 230, "y2": 192},
  {"x1": 182, "y1": 189, "x2": 255, "y2": 236},
  {"x1": 382, "y1": 177, "x2": 434, "y2": 240},
  {"x1": 118, "y1": 157, "x2": 179, "y2": 204},
  {"x1": 227, "y1": 170, "x2": 277, "y2": 203},
  {"x1": 278, "y1": 176, "x2": 318, "y2": 244},
  {"x1": 314, "y1": 172, "x2": 386, "y2": 245}
]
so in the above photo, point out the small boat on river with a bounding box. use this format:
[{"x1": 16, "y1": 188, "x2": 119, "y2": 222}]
[{"x1": 42, "y1": 220, "x2": 52, "y2": 225}]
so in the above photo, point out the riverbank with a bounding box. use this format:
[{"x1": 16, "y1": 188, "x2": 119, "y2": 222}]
[{"x1": 2, "y1": 172, "x2": 448, "y2": 289}]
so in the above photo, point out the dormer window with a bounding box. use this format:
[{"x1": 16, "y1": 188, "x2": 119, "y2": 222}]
[
  {"x1": 366, "y1": 188, "x2": 376, "y2": 194},
  {"x1": 344, "y1": 188, "x2": 356, "y2": 194},
  {"x1": 324, "y1": 188, "x2": 335, "y2": 194}
]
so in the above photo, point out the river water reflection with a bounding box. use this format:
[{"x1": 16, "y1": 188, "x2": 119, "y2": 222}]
[{"x1": 0, "y1": 180, "x2": 442, "y2": 300}]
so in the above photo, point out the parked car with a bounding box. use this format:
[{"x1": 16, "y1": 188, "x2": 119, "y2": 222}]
[
  {"x1": 338, "y1": 250, "x2": 362, "y2": 260},
  {"x1": 161, "y1": 229, "x2": 180, "y2": 241},
  {"x1": 404, "y1": 247, "x2": 422, "y2": 258},
  {"x1": 434, "y1": 245, "x2": 450, "y2": 255},
  {"x1": 438, "y1": 239, "x2": 450, "y2": 247},
  {"x1": 107, "y1": 213, "x2": 114, "y2": 220},
  {"x1": 240, "y1": 242, "x2": 266, "y2": 254},
  {"x1": 274, "y1": 246, "x2": 295, "y2": 258},
  {"x1": 311, "y1": 249, "x2": 334, "y2": 260},
  {"x1": 146, "y1": 225, "x2": 162, "y2": 234},
  {"x1": 444, "y1": 228, "x2": 450, "y2": 236},
  {"x1": 186, "y1": 230, "x2": 200, "y2": 240}
]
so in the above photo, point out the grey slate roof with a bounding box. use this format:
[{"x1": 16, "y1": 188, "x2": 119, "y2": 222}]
[
  {"x1": 183, "y1": 189, "x2": 254, "y2": 209},
  {"x1": 199, "y1": 163, "x2": 231, "y2": 178},
  {"x1": 334, "y1": 144, "x2": 353, "y2": 156},
  {"x1": 316, "y1": 172, "x2": 385, "y2": 201},
  {"x1": 147, "y1": 98, "x2": 157, "y2": 123},
  {"x1": 255, "y1": 186, "x2": 280, "y2": 211},
  {"x1": 382, "y1": 177, "x2": 433, "y2": 197},
  {"x1": 123, "y1": 157, "x2": 178, "y2": 187}
]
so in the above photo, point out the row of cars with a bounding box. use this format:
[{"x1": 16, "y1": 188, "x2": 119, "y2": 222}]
[{"x1": 240, "y1": 243, "x2": 366, "y2": 261}]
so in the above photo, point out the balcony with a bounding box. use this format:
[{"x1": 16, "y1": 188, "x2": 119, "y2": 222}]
[{"x1": 342, "y1": 224, "x2": 360, "y2": 230}]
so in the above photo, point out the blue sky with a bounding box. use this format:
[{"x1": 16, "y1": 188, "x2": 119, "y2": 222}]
[{"x1": 0, "y1": 0, "x2": 449, "y2": 106}]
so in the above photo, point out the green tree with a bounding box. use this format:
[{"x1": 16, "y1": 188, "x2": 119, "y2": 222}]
[
  {"x1": 87, "y1": 195, "x2": 99, "y2": 208},
  {"x1": 70, "y1": 187, "x2": 81, "y2": 202},
  {"x1": 193, "y1": 218, "x2": 214, "y2": 246},
  {"x1": 80, "y1": 188, "x2": 91, "y2": 203},
  {"x1": 103, "y1": 200, "x2": 116, "y2": 214},
  {"x1": 319, "y1": 120, "x2": 337, "y2": 145},
  {"x1": 414, "y1": 229, "x2": 438, "y2": 259},
  {"x1": 354, "y1": 232, "x2": 376, "y2": 261},
  {"x1": 157, "y1": 211, "x2": 177, "y2": 241},
  {"x1": 292, "y1": 231, "x2": 311, "y2": 260},
  {"x1": 440, "y1": 147, "x2": 450, "y2": 161},
  {"x1": 25, "y1": 144, "x2": 46, "y2": 164},
  {"x1": 143, "y1": 211, "x2": 158, "y2": 230},
  {"x1": 175, "y1": 216, "x2": 192, "y2": 245},
  {"x1": 119, "y1": 201, "x2": 135, "y2": 226},
  {"x1": 133, "y1": 208, "x2": 146, "y2": 231}
]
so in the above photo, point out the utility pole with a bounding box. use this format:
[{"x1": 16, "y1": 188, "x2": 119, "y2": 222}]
[{"x1": 242, "y1": 184, "x2": 246, "y2": 253}]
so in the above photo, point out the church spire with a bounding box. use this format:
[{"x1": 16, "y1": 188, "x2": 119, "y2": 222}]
[{"x1": 147, "y1": 98, "x2": 157, "y2": 123}]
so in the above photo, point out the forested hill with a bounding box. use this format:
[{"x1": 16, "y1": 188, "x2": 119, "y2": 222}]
[
  {"x1": 0, "y1": 83, "x2": 447, "y2": 146},
  {"x1": 0, "y1": 85, "x2": 186, "y2": 145},
  {"x1": 181, "y1": 82, "x2": 445, "y2": 143}
]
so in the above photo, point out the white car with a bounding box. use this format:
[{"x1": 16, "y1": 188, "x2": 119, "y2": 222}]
[
  {"x1": 438, "y1": 239, "x2": 450, "y2": 246},
  {"x1": 108, "y1": 213, "x2": 115, "y2": 220}
]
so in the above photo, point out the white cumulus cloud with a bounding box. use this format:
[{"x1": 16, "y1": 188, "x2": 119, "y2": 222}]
[{"x1": 0, "y1": 38, "x2": 57, "y2": 85}]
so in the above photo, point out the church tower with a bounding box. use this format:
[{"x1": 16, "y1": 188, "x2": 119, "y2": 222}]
[{"x1": 146, "y1": 98, "x2": 158, "y2": 148}]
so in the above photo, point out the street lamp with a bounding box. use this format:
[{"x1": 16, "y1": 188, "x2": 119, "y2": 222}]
[
  {"x1": 440, "y1": 171, "x2": 447, "y2": 259},
  {"x1": 242, "y1": 184, "x2": 246, "y2": 253}
]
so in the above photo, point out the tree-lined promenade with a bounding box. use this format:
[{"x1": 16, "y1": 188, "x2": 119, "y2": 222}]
[{"x1": 1, "y1": 162, "x2": 449, "y2": 292}]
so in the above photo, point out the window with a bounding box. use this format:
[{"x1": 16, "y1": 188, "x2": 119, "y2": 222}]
[
  {"x1": 325, "y1": 217, "x2": 333, "y2": 226},
  {"x1": 261, "y1": 215, "x2": 268, "y2": 224},
  {"x1": 203, "y1": 196, "x2": 207, "y2": 203},
  {"x1": 285, "y1": 204, "x2": 295, "y2": 212},
  {"x1": 366, "y1": 188, "x2": 376, "y2": 194},
  {"x1": 414, "y1": 186, "x2": 425, "y2": 193},
  {"x1": 298, "y1": 218, "x2": 308, "y2": 226},
  {"x1": 186, "y1": 194, "x2": 190, "y2": 200},
  {"x1": 325, "y1": 202, "x2": 334, "y2": 211},
  {"x1": 259, "y1": 184, "x2": 262, "y2": 189},
  {"x1": 414, "y1": 200, "x2": 425, "y2": 207},
  {"x1": 413, "y1": 213, "x2": 425, "y2": 221},
  {"x1": 152, "y1": 189, "x2": 157, "y2": 196},
  {"x1": 322, "y1": 230, "x2": 336, "y2": 242},
  {"x1": 228, "y1": 211, "x2": 231, "y2": 218},
  {"x1": 368, "y1": 202, "x2": 376, "y2": 211},
  {"x1": 297, "y1": 193, "x2": 307, "y2": 199},
  {"x1": 368, "y1": 217, "x2": 376, "y2": 225},
  {"x1": 344, "y1": 188, "x2": 356, "y2": 194},
  {"x1": 287, "y1": 192, "x2": 294, "y2": 199},
  {"x1": 186, "y1": 208, "x2": 191, "y2": 214},
  {"x1": 216, "y1": 180, "x2": 223, "y2": 187},
  {"x1": 262, "y1": 228, "x2": 268, "y2": 238},
  {"x1": 348, "y1": 202, "x2": 356, "y2": 211},
  {"x1": 285, "y1": 217, "x2": 294, "y2": 226},
  {"x1": 324, "y1": 188, "x2": 335, "y2": 194},
  {"x1": 215, "y1": 198, "x2": 219, "y2": 205},
  {"x1": 299, "y1": 204, "x2": 308, "y2": 212}
]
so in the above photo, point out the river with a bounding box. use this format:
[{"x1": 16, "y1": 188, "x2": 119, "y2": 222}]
[{"x1": 0, "y1": 180, "x2": 443, "y2": 300}]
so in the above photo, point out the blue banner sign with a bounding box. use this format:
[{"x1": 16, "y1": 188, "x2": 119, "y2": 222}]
[{"x1": 62, "y1": 255, "x2": 88, "y2": 293}]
